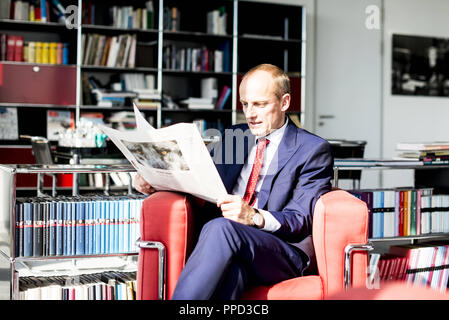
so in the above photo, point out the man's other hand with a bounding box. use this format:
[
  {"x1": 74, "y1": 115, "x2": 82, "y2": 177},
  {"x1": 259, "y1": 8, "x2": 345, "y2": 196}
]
[
  {"x1": 217, "y1": 194, "x2": 255, "y2": 225},
  {"x1": 132, "y1": 173, "x2": 156, "y2": 195}
]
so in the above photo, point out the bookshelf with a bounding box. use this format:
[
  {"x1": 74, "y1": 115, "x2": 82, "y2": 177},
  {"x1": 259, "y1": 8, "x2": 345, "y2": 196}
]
[
  {"x1": 0, "y1": 163, "x2": 142, "y2": 300},
  {"x1": 334, "y1": 159, "x2": 449, "y2": 292},
  {"x1": 0, "y1": 0, "x2": 305, "y2": 153}
]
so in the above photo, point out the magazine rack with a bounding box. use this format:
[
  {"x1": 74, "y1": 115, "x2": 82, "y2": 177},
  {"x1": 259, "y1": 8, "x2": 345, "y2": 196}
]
[{"x1": 0, "y1": 164, "x2": 144, "y2": 300}]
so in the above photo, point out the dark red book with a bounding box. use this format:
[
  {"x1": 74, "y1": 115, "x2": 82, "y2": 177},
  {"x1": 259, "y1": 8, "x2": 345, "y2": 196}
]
[
  {"x1": 14, "y1": 36, "x2": 24, "y2": 62},
  {"x1": 6, "y1": 35, "x2": 16, "y2": 61}
]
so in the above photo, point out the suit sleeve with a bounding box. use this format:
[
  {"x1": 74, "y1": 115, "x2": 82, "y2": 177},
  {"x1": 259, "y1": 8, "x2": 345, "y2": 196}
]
[{"x1": 270, "y1": 140, "x2": 334, "y2": 243}]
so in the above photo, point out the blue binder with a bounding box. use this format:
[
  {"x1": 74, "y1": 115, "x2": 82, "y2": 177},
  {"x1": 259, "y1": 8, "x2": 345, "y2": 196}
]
[
  {"x1": 94, "y1": 200, "x2": 102, "y2": 254},
  {"x1": 23, "y1": 202, "x2": 33, "y2": 257},
  {"x1": 76, "y1": 200, "x2": 86, "y2": 255},
  {"x1": 56, "y1": 201, "x2": 63, "y2": 256},
  {"x1": 49, "y1": 200, "x2": 56, "y2": 256}
]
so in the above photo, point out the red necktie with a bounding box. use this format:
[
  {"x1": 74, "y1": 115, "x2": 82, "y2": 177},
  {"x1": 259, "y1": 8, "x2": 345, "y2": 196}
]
[{"x1": 243, "y1": 138, "x2": 270, "y2": 206}]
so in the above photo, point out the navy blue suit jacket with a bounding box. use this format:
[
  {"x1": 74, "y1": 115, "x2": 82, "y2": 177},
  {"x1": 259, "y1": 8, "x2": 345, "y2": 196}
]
[{"x1": 209, "y1": 118, "x2": 334, "y2": 270}]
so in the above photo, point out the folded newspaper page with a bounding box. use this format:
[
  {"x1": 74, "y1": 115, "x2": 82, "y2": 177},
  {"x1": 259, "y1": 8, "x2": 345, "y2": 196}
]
[{"x1": 98, "y1": 104, "x2": 227, "y2": 203}]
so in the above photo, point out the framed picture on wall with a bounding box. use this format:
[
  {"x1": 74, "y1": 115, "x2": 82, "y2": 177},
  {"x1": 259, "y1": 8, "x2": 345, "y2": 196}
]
[{"x1": 392, "y1": 34, "x2": 449, "y2": 97}]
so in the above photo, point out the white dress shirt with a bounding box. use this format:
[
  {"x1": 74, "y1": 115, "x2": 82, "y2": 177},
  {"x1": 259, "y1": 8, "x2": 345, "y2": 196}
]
[{"x1": 231, "y1": 117, "x2": 289, "y2": 232}]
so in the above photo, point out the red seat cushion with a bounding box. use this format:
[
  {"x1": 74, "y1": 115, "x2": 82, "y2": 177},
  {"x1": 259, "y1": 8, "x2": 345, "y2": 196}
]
[{"x1": 242, "y1": 276, "x2": 323, "y2": 300}]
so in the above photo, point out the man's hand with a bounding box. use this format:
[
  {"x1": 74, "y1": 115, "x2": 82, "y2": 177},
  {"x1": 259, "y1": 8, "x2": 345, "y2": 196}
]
[
  {"x1": 217, "y1": 194, "x2": 260, "y2": 226},
  {"x1": 132, "y1": 173, "x2": 156, "y2": 195}
]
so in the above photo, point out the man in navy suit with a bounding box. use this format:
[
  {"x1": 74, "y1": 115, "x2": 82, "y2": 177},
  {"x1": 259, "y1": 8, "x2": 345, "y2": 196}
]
[{"x1": 133, "y1": 64, "x2": 334, "y2": 300}]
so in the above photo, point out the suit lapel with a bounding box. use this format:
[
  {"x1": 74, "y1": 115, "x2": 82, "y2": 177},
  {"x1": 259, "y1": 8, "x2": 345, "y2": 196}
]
[{"x1": 257, "y1": 121, "x2": 299, "y2": 209}]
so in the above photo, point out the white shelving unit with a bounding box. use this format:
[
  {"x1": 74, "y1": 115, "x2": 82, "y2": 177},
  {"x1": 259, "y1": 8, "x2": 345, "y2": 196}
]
[{"x1": 0, "y1": 164, "x2": 139, "y2": 300}]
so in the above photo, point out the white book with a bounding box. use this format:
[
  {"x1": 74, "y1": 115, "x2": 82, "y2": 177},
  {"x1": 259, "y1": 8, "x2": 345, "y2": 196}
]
[
  {"x1": 106, "y1": 36, "x2": 119, "y2": 67},
  {"x1": 214, "y1": 50, "x2": 223, "y2": 72},
  {"x1": 94, "y1": 173, "x2": 104, "y2": 188},
  {"x1": 145, "y1": 74, "x2": 155, "y2": 89},
  {"x1": 117, "y1": 172, "x2": 131, "y2": 185},
  {"x1": 431, "y1": 245, "x2": 447, "y2": 289},
  {"x1": 142, "y1": 8, "x2": 147, "y2": 29},
  {"x1": 127, "y1": 34, "x2": 137, "y2": 68},
  {"x1": 14, "y1": 1, "x2": 23, "y2": 20},
  {"x1": 110, "y1": 172, "x2": 124, "y2": 186},
  {"x1": 122, "y1": 34, "x2": 132, "y2": 67},
  {"x1": 201, "y1": 77, "x2": 218, "y2": 100}
]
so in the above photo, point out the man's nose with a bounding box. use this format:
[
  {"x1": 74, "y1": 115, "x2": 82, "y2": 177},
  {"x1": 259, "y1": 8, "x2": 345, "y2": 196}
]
[{"x1": 245, "y1": 104, "x2": 256, "y2": 117}]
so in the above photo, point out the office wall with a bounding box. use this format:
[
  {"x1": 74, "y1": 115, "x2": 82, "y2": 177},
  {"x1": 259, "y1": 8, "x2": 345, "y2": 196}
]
[
  {"x1": 382, "y1": 0, "x2": 449, "y2": 187},
  {"x1": 313, "y1": 0, "x2": 382, "y2": 188}
]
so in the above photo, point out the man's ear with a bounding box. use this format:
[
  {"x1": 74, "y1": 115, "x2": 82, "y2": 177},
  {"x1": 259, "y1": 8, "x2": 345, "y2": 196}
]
[{"x1": 280, "y1": 93, "x2": 291, "y2": 112}]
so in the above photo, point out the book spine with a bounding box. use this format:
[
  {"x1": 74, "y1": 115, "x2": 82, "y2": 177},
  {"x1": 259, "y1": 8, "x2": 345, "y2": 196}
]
[
  {"x1": 62, "y1": 43, "x2": 68, "y2": 64},
  {"x1": 109, "y1": 200, "x2": 116, "y2": 254},
  {"x1": 104, "y1": 200, "x2": 110, "y2": 254},
  {"x1": 40, "y1": 0, "x2": 47, "y2": 22},
  {"x1": 76, "y1": 201, "x2": 85, "y2": 255},
  {"x1": 6, "y1": 35, "x2": 15, "y2": 61},
  {"x1": 70, "y1": 201, "x2": 76, "y2": 255},
  {"x1": 94, "y1": 201, "x2": 101, "y2": 254},
  {"x1": 361, "y1": 191, "x2": 373, "y2": 239},
  {"x1": 63, "y1": 201, "x2": 68, "y2": 256},
  {"x1": 118, "y1": 199, "x2": 124, "y2": 253},
  {"x1": 43, "y1": 202, "x2": 49, "y2": 256},
  {"x1": 410, "y1": 189, "x2": 417, "y2": 235},
  {"x1": 89, "y1": 200, "x2": 95, "y2": 255},
  {"x1": 379, "y1": 191, "x2": 384, "y2": 238},
  {"x1": 417, "y1": 189, "x2": 422, "y2": 235},
  {"x1": 112, "y1": 200, "x2": 118, "y2": 253},
  {"x1": 398, "y1": 190, "x2": 404, "y2": 237},
  {"x1": 32, "y1": 202, "x2": 43, "y2": 256},
  {"x1": 49, "y1": 201, "x2": 56, "y2": 256},
  {"x1": 56, "y1": 202, "x2": 63, "y2": 255},
  {"x1": 14, "y1": 202, "x2": 23, "y2": 257},
  {"x1": 84, "y1": 200, "x2": 91, "y2": 255},
  {"x1": 14, "y1": 36, "x2": 24, "y2": 62},
  {"x1": 100, "y1": 200, "x2": 106, "y2": 254},
  {"x1": 123, "y1": 199, "x2": 130, "y2": 253}
]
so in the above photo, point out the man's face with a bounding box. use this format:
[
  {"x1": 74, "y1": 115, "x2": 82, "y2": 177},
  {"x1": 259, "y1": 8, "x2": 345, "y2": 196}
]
[{"x1": 239, "y1": 70, "x2": 290, "y2": 137}]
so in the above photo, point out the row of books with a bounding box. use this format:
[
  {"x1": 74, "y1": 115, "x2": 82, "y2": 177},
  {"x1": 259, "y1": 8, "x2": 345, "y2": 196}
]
[
  {"x1": 350, "y1": 187, "x2": 438, "y2": 239},
  {"x1": 14, "y1": 195, "x2": 145, "y2": 258},
  {"x1": 19, "y1": 271, "x2": 137, "y2": 300},
  {"x1": 82, "y1": 33, "x2": 137, "y2": 68},
  {"x1": 162, "y1": 42, "x2": 231, "y2": 72},
  {"x1": 82, "y1": 1, "x2": 155, "y2": 30},
  {"x1": 372, "y1": 242, "x2": 449, "y2": 293},
  {"x1": 0, "y1": 35, "x2": 69, "y2": 64},
  {"x1": 4, "y1": 0, "x2": 66, "y2": 23}
]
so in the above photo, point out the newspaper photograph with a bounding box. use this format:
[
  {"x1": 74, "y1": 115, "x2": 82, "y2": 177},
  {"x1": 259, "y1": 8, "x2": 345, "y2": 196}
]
[{"x1": 98, "y1": 104, "x2": 227, "y2": 203}]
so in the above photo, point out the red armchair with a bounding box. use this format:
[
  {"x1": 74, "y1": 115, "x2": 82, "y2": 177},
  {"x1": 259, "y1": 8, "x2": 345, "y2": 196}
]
[{"x1": 136, "y1": 189, "x2": 370, "y2": 300}]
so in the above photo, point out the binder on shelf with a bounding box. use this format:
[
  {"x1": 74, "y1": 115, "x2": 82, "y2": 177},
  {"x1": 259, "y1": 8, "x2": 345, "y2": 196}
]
[
  {"x1": 48, "y1": 200, "x2": 56, "y2": 256},
  {"x1": 40, "y1": 0, "x2": 47, "y2": 22},
  {"x1": 216, "y1": 85, "x2": 231, "y2": 110}
]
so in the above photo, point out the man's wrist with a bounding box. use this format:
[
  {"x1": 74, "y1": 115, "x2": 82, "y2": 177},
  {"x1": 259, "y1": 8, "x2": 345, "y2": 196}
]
[{"x1": 251, "y1": 208, "x2": 265, "y2": 228}]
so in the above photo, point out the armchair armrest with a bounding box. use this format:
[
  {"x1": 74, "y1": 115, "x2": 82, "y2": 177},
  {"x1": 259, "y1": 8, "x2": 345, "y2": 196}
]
[
  {"x1": 136, "y1": 191, "x2": 194, "y2": 300},
  {"x1": 312, "y1": 190, "x2": 369, "y2": 297}
]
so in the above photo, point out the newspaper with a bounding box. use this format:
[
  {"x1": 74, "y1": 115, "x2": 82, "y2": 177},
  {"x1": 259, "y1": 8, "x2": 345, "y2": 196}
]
[{"x1": 98, "y1": 104, "x2": 227, "y2": 203}]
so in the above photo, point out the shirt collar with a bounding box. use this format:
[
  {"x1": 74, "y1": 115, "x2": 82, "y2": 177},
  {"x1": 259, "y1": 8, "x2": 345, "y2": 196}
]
[{"x1": 254, "y1": 117, "x2": 289, "y2": 146}]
